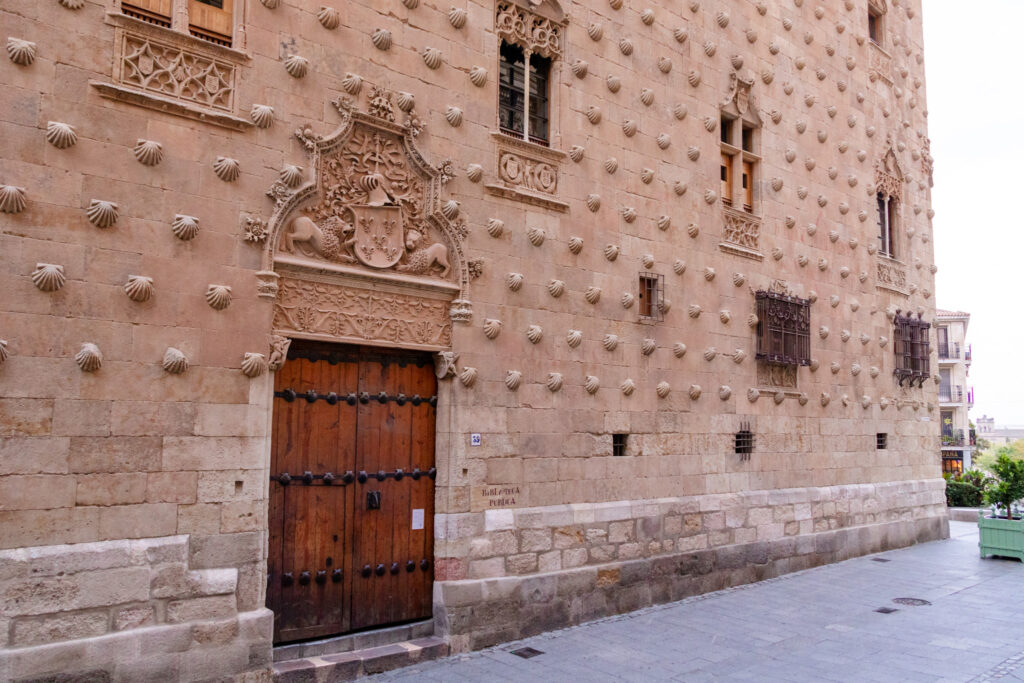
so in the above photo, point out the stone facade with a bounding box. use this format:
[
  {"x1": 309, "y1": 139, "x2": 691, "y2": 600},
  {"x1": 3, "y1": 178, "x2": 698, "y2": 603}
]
[{"x1": 0, "y1": 0, "x2": 943, "y2": 679}]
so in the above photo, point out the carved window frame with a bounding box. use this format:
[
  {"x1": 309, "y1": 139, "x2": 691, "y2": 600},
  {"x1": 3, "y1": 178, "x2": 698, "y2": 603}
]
[
  {"x1": 874, "y1": 148, "x2": 907, "y2": 293},
  {"x1": 485, "y1": 0, "x2": 568, "y2": 211},
  {"x1": 718, "y1": 72, "x2": 763, "y2": 259},
  {"x1": 754, "y1": 290, "x2": 811, "y2": 367}
]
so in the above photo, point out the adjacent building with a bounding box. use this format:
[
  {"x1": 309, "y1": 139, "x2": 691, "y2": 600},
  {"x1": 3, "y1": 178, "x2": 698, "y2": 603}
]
[
  {"x1": 935, "y1": 309, "x2": 974, "y2": 473},
  {"x1": 975, "y1": 415, "x2": 1024, "y2": 449},
  {"x1": 0, "y1": 0, "x2": 945, "y2": 680}
]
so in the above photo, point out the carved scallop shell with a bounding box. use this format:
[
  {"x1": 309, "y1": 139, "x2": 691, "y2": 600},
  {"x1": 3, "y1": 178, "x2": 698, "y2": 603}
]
[
  {"x1": 486, "y1": 218, "x2": 504, "y2": 238},
  {"x1": 819, "y1": 326, "x2": 830, "y2": 339},
  {"x1": 588, "y1": 23, "x2": 604, "y2": 41},
  {"x1": 771, "y1": 177, "x2": 783, "y2": 192},
  {"x1": 640, "y1": 88, "x2": 654, "y2": 106},
  {"x1": 505, "y1": 370, "x2": 522, "y2": 391},
  {"x1": 526, "y1": 226, "x2": 545, "y2": 246},
  {"x1": 6, "y1": 38, "x2": 36, "y2": 66},
  {"x1": 830, "y1": 362, "x2": 841, "y2": 375},
  {"x1": 870, "y1": 366, "x2": 880, "y2": 378},
  {"x1": 586, "y1": 106, "x2": 602, "y2": 124},
  {"x1": 483, "y1": 319, "x2": 502, "y2": 340},
  {"x1": 568, "y1": 236, "x2": 584, "y2": 254},
  {"x1": 448, "y1": 6, "x2": 467, "y2": 29},
  {"x1": 459, "y1": 367, "x2": 477, "y2": 388},
  {"x1": 465, "y1": 164, "x2": 483, "y2": 182},
  {"x1": 673, "y1": 343, "x2": 687, "y2": 359},
  {"x1": 422, "y1": 47, "x2": 442, "y2": 69},
  {"x1": 817, "y1": 257, "x2": 828, "y2": 271},
  {"x1": 688, "y1": 304, "x2": 702, "y2": 319},
  {"x1": 603, "y1": 244, "x2": 619, "y2": 261},
  {"x1": 526, "y1": 324, "x2": 543, "y2": 344},
  {"x1": 747, "y1": 387, "x2": 761, "y2": 403},
  {"x1": 687, "y1": 70, "x2": 701, "y2": 87},
  {"x1": 75, "y1": 343, "x2": 102, "y2": 372},
  {"x1": 318, "y1": 6, "x2": 340, "y2": 29},
  {"x1": 620, "y1": 379, "x2": 636, "y2": 396},
  {"x1": 603, "y1": 158, "x2": 618, "y2": 175},
  {"x1": 657, "y1": 215, "x2": 671, "y2": 232},
  {"x1": 162, "y1": 347, "x2": 189, "y2": 375},
  {"x1": 673, "y1": 182, "x2": 687, "y2": 198},
  {"x1": 469, "y1": 66, "x2": 487, "y2": 87},
  {"x1": 31, "y1": 263, "x2": 65, "y2": 292},
  {"x1": 641, "y1": 254, "x2": 655, "y2": 270},
  {"x1": 584, "y1": 375, "x2": 600, "y2": 395},
  {"x1": 719, "y1": 310, "x2": 731, "y2": 324},
  {"x1": 605, "y1": 75, "x2": 621, "y2": 93},
  {"x1": 507, "y1": 272, "x2": 523, "y2": 291},
  {"x1": 686, "y1": 146, "x2": 700, "y2": 162},
  {"x1": 762, "y1": 69, "x2": 774, "y2": 85},
  {"x1": 547, "y1": 279, "x2": 564, "y2": 298},
  {"x1": 586, "y1": 194, "x2": 602, "y2": 213},
  {"x1": 260, "y1": 0, "x2": 279, "y2": 8},
  {"x1": 123, "y1": 275, "x2": 154, "y2": 303},
  {"x1": 86, "y1": 199, "x2": 118, "y2": 228},
  {"x1": 809, "y1": 359, "x2": 820, "y2": 372},
  {"x1": 683, "y1": 384, "x2": 699, "y2": 401},
  {"x1": 134, "y1": 139, "x2": 163, "y2": 166},
  {"x1": 171, "y1": 214, "x2": 199, "y2": 241},
  {"x1": 619, "y1": 38, "x2": 633, "y2": 55},
  {"x1": 719, "y1": 386, "x2": 732, "y2": 401},
  {"x1": 444, "y1": 106, "x2": 463, "y2": 127},
  {"x1": 546, "y1": 372, "x2": 563, "y2": 393},
  {"x1": 673, "y1": 104, "x2": 688, "y2": 122},
  {"x1": 620, "y1": 293, "x2": 634, "y2": 309},
  {"x1": 584, "y1": 286, "x2": 601, "y2": 304},
  {"x1": 797, "y1": 254, "x2": 808, "y2": 267},
  {"x1": 241, "y1": 352, "x2": 268, "y2": 378},
  {"x1": 0, "y1": 185, "x2": 27, "y2": 214},
  {"x1": 622, "y1": 119, "x2": 637, "y2": 137},
  {"x1": 44, "y1": 121, "x2": 78, "y2": 150},
  {"x1": 621, "y1": 207, "x2": 637, "y2": 223},
  {"x1": 638, "y1": 339, "x2": 655, "y2": 357},
  {"x1": 284, "y1": 54, "x2": 309, "y2": 78},
  {"x1": 566, "y1": 329, "x2": 583, "y2": 348},
  {"x1": 658, "y1": 57, "x2": 672, "y2": 73},
  {"x1": 58, "y1": 0, "x2": 85, "y2": 8},
  {"x1": 568, "y1": 145, "x2": 584, "y2": 162},
  {"x1": 703, "y1": 347, "x2": 717, "y2": 362},
  {"x1": 396, "y1": 91, "x2": 415, "y2": 112},
  {"x1": 441, "y1": 200, "x2": 460, "y2": 219},
  {"x1": 703, "y1": 267, "x2": 716, "y2": 281},
  {"x1": 602, "y1": 334, "x2": 619, "y2": 352},
  {"x1": 704, "y1": 190, "x2": 717, "y2": 205},
  {"x1": 250, "y1": 104, "x2": 274, "y2": 128},
  {"x1": 572, "y1": 59, "x2": 589, "y2": 78},
  {"x1": 213, "y1": 156, "x2": 240, "y2": 182},
  {"x1": 821, "y1": 392, "x2": 831, "y2": 407},
  {"x1": 771, "y1": 248, "x2": 783, "y2": 261},
  {"x1": 205, "y1": 284, "x2": 232, "y2": 311},
  {"x1": 673, "y1": 260, "x2": 686, "y2": 275},
  {"x1": 747, "y1": 313, "x2": 759, "y2": 327}
]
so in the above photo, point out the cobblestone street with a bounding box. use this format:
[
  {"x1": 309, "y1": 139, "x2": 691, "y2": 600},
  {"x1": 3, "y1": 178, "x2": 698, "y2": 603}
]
[{"x1": 383, "y1": 521, "x2": 1024, "y2": 682}]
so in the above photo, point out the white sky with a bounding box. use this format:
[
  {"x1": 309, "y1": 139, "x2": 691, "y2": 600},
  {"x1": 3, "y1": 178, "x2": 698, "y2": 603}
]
[{"x1": 924, "y1": 2, "x2": 1022, "y2": 426}]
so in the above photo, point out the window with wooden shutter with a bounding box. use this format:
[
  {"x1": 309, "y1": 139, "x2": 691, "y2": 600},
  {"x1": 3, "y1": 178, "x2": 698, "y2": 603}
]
[
  {"x1": 189, "y1": 0, "x2": 234, "y2": 46},
  {"x1": 721, "y1": 153, "x2": 733, "y2": 206},
  {"x1": 755, "y1": 290, "x2": 811, "y2": 366},
  {"x1": 893, "y1": 311, "x2": 930, "y2": 386},
  {"x1": 121, "y1": 0, "x2": 173, "y2": 28}
]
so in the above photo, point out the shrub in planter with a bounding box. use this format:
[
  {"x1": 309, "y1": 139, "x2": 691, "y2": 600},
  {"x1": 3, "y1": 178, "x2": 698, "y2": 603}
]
[
  {"x1": 979, "y1": 455, "x2": 1024, "y2": 561},
  {"x1": 944, "y1": 469, "x2": 989, "y2": 508}
]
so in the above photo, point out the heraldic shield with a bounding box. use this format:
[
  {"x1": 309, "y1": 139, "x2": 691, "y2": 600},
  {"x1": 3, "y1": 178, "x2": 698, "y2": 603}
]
[{"x1": 351, "y1": 204, "x2": 404, "y2": 269}]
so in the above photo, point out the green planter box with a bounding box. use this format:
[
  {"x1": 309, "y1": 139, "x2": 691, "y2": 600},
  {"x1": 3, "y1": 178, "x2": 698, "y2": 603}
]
[{"x1": 979, "y1": 510, "x2": 1024, "y2": 561}]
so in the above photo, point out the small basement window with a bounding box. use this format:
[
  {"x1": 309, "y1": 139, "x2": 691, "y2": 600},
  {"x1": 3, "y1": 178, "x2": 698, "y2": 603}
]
[
  {"x1": 876, "y1": 433, "x2": 888, "y2": 450},
  {"x1": 612, "y1": 433, "x2": 628, "y2": 457},
  {"x1": 735, "y1": 422, "x2": 754, "y2": 460}
]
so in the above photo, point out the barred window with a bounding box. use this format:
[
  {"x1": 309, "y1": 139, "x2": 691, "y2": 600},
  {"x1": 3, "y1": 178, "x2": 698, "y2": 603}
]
[
  {"x1": 638, "y1": 272, "x2": 664, "y2": 321},
  {"x1": 755, "y1": 290, "x2": 811, "y2": 366},
  {"x1": 893, "y1": 311, "x2": 930, "y2": 386}
]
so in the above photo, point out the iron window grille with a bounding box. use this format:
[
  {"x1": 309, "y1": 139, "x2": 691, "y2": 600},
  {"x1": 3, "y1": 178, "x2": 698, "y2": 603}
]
[
  {"x1": 638, "y1": 272, "x2": 665, "y2": 322},
  {"x1": 612, "y1": 433, "x2": 628, "y2": 457},
  {"x1": 755, "y1": 290, "x2": 811, "y2": 366},
  {"x1": 735, "y1": 422, "x2": 754, "y2": 460},
  {"x1": 893, "y1": 311, "x2": 930, "y2": 386},
  {"x1": 876, "y1": 433, "x2": 888, "y2": 450}
]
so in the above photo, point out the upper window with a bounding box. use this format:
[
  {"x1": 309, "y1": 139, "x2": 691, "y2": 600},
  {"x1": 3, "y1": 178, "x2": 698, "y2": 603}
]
[
  {"x1": 893, "y1": 311, "x2": 930, "y2": 386},
  {"x1": 121, "y1": 0, "x2": 234, "y2": 46},
  {"x1": 877, "y1": 192, "x2": 898, "y2": 258},
  {"x1": 498, "y1": 42, "x2": 551, "y2": 145},
  {"x1": 719, "y1": 74, "x2": 761, "y2": 215},
  {"x1": 867, "y1": 1, "x2": 886, "y2": 46},
  {"x1": 755, "y1": 290, "x2": 811, "y2": 366}
]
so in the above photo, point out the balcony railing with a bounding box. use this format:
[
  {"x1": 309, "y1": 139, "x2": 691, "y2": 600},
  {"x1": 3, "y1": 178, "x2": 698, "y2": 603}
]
[
  {"x1": 941, "y1": 429, "x2": 967, "y2": 447},
  {"x1": 938, "y1": 342, "x2": 961, "y2": 360},
  {"x1": 965, "y1": 345, "x2": 972, "y2": 363},
  {"x1": 939, "y1": 385, "x2": 963, "y2": 403}
]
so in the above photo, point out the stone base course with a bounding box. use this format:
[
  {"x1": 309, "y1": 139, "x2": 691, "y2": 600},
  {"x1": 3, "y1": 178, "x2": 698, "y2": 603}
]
[{"x1": 0, "y1": 535, "x2": 271, "y2": 681}]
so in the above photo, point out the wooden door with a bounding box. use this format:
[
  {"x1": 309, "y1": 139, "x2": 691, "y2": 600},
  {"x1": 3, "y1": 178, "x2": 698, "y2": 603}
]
[{"x1": 268, "y1": 341, "x2": 436, "y2": 644}]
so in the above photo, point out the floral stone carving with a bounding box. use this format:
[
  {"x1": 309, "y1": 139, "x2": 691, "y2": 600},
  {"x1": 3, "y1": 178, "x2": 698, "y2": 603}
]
[{"x1": 116, "y1": 31, "x2": 236, "y2": 111}]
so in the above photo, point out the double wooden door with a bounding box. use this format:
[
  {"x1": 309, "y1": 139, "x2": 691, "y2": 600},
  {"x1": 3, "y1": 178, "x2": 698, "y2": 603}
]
[{"x1": 267, "y1": 341, "x2": 436, "y2": 644}]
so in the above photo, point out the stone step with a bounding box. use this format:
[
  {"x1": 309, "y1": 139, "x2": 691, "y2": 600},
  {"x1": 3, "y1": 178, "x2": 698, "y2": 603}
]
[
  {"x1": 273, "y1": 619, "x2": 434, "y2": 662},
  {"x1": 273, "y1": 636, "x2": 449, "y2": 682}
]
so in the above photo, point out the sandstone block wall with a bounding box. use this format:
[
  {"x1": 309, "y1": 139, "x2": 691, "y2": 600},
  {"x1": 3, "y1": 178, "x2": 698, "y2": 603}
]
[{"x1": 0, "y1": 0, "x2": 941, "y2": 676}]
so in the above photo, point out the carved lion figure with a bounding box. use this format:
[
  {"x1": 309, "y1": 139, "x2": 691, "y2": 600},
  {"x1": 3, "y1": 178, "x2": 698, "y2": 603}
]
[
  {"x1": 396, "y1": 228, "x2": 451, "y2": 277},
  {"x1": 281, "y1": 214, "x2": 356, "y2": 262}
]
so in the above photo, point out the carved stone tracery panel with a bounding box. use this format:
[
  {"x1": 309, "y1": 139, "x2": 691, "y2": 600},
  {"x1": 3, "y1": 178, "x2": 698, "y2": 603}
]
[
  {"x1": 117, "y1": 30, "x2": 235, "y2": 110},
  {"x1": 495, "y1": 1, "x2": 565, "y2": 59},
  {"x1": 719, "y1": 206, "x2": 763, "y2": 260},
  {"x1": 876, "y1": 257, "x2": 908, "y2": 295},
  {"x1": 875, "y1": 148, "x2": 903, "y2": 201}
]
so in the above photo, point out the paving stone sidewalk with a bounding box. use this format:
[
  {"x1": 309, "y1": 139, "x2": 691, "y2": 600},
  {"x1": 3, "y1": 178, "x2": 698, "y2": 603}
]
[{"x1": 381, "y1": 521, "x2": 1024, "y2": 682}]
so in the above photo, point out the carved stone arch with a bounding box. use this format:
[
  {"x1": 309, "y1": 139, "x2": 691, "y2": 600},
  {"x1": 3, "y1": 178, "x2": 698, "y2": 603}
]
[
  {"x1": 258, "y1": 86, "x2": 471, "y2": 351},
  {"x1": 496, "y1": 0, "x2": 567, "y2": 58},
  {"x1": 876, "y1": 146, "x2": 904, "y2": 201}
]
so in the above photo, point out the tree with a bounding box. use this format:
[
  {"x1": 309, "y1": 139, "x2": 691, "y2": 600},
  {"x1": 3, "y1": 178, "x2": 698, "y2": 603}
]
[
  {"x1": 984, "y1": 455, "x2": 1024, "y2": 519},
  {"x1": 975, "y1": 440, "x2": 1024, "y2": 473}
]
